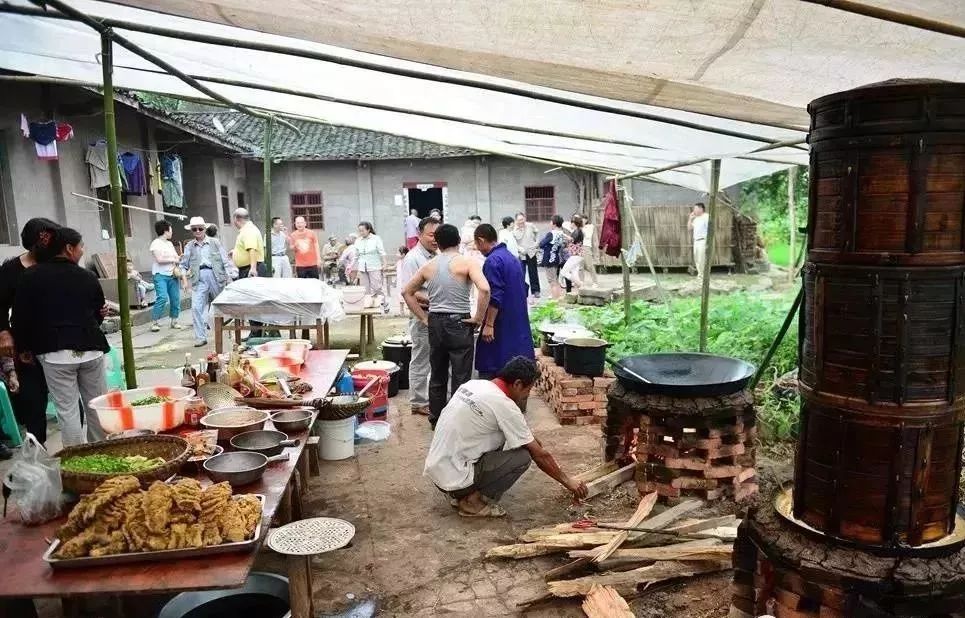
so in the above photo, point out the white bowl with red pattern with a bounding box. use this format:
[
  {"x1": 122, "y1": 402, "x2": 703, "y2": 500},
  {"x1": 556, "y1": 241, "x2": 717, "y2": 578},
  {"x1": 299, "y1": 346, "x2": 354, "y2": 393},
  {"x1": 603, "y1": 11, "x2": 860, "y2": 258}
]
[{"x1": 89, "y1": 386, "x2": 195, "y2": 434}]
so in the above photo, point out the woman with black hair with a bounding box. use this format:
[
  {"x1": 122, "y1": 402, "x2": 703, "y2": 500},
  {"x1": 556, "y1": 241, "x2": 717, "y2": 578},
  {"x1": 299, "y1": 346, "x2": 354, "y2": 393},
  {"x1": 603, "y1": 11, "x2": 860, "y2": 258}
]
[
  {"x1": 0, "y1": 218, "x2": 61, "y2": 445},
  {"x1": 150, "y1": 219, "x2": 183, "y2": 333},
  {"x1": 14, "y1": 227, "x2": 108, "y2": 446}
]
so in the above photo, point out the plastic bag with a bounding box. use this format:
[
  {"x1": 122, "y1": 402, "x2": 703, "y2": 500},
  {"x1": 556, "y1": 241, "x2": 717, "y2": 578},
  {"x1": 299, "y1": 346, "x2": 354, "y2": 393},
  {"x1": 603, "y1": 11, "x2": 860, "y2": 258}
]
[
  {"x1": 355, "y1": 420, "x2": 391, "y2": 442},
  {"x1": 3, "y1": 433, "x2": 63, "y2": 524}
]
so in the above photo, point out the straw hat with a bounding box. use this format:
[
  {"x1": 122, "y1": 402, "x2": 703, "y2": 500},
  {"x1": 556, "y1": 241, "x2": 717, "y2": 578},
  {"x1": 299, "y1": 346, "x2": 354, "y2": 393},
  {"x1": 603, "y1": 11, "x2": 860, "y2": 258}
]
[{"x1": 184, "y1": 216, "x2": 210, "y2": 230}]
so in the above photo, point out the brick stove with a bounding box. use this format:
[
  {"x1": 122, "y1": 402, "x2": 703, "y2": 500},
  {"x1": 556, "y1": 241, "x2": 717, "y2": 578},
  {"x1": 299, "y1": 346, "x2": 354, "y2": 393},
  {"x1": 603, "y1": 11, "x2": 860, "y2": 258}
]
[
  {"x1": 730, "y1": 81, "x2": 965, "y2": 618},
  {"x1": 534, "y1": 351, "x2": 614, "y2": 426},
  {"x1": 605, "y1": 381, "x2": 758, "y2": 504}
]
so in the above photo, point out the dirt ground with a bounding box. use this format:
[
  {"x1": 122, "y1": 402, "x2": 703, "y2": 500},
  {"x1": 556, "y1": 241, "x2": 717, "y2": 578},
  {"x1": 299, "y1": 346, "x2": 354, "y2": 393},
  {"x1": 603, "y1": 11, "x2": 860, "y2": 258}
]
[{"x1": 249, "y1": 391, "x2": 792, "y2": 617}]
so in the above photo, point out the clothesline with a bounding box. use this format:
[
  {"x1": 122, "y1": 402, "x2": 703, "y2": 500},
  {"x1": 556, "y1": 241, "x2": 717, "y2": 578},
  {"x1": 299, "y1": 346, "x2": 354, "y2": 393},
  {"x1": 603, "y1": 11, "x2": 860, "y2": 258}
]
[{"x1": 70, "y1": 192, "x2": 187, "y2": 220}]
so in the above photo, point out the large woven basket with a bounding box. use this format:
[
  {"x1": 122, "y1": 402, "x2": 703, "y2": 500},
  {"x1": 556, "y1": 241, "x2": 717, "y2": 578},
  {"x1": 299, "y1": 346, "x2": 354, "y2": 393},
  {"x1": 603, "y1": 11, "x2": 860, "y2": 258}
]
[
  {"x1": 317, "y1": 395, "x2": 371, "y2": 420},
  {"x1": 56, "y1": 435, "x2": 190, "y2": 495}
]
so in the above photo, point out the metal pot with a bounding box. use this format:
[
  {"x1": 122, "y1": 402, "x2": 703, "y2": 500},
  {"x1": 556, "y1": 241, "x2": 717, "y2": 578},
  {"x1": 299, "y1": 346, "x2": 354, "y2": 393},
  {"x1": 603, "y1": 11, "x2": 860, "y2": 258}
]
[
  {"x1": 563, "y1": 337, "x2": 610, "y2": 377},
  {"x1": 159, "y1": 571, "x2": 290, "y2": 618},
  {"x1": 230, "y1": 430, "x2": 299, "y2": 457},
  {"x1": 203, "y1": 451, "x2": 289, "y2": 487},
  {"x1": 200, "y1": 408, "x2": 270, "y2": 442},
  {"x1": 611, "y1": 352, "x2": 756, "y2": 396},
  {"x1": 269, "y1": 409, "x2": 313, "y2": 433}
]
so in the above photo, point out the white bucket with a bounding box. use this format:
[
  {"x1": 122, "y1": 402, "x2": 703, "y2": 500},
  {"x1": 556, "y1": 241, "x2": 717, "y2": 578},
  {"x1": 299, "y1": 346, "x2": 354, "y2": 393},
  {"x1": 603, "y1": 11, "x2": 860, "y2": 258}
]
[{"x1": 319, "y1": 417, "x2": 356, "y2": 460}]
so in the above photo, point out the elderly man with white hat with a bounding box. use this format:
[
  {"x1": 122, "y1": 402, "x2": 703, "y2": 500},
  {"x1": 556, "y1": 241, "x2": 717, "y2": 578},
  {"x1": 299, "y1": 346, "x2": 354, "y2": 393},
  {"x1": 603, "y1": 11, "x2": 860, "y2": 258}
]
[{"x1": 179, "y1": 216, "x2": 235, "y2": 347}]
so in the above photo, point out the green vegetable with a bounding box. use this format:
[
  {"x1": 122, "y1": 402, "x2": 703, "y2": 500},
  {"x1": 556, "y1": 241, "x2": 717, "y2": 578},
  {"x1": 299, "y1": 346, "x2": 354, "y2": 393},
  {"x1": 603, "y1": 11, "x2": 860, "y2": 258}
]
[
  {"x1": 130, "y1": 395, "x2": 171, "y2": 407},
  {"x1": 62, "y1": 454, "x2": 166, "y2": 474}
]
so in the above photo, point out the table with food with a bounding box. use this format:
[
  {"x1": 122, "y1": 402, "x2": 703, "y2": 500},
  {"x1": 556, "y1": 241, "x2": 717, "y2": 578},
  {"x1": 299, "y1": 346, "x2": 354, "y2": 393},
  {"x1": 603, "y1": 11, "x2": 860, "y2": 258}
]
[{"x1": 0, "y1": 344, "x2": 350, "y2": 618}]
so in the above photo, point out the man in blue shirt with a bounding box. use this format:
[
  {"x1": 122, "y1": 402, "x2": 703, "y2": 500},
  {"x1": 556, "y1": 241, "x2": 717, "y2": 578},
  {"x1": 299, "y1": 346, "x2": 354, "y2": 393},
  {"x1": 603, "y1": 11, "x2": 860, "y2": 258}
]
[{"x1": 473, "y1": 224, "x2": 535, "y2": 379}]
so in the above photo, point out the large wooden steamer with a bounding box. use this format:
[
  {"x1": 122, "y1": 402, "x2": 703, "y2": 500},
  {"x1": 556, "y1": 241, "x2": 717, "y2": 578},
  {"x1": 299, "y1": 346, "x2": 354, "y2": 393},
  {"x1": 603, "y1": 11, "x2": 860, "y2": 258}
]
[{"x1": 797, "y1": 81, "x2": 965, "y2": 547}]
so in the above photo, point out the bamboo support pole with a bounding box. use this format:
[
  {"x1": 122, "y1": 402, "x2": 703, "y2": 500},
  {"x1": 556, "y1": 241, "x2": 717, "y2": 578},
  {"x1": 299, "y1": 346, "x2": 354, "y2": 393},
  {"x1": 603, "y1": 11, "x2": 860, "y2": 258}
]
[
  {"x1": 4, "y1": 4, "x2": 805, "y2": 142},
  {"x1": 800, "y1": 0, "x2": 965, "y2": 38},
  {"x1": 788, "y1": 166, "x2": 797, "y2": 283},
  {"x1": 263, "y1": 114, "x2": 275, "y2": 275},
  {"x1": 698, "y1": 160, "x2": 721, "y2": 352},
  {"x1": 101, "y1": 31, "x2": 136, "y2": 388},
  {"x1": 749, "y1": 285, "x2": 804, "y2": 390}
]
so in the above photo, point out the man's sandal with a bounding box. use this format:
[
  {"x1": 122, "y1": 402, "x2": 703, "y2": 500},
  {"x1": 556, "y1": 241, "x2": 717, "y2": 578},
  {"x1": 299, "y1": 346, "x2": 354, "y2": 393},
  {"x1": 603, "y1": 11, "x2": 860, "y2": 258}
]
[{"x1": 458, "y1": 503, "x2": 507, "y2": 518}]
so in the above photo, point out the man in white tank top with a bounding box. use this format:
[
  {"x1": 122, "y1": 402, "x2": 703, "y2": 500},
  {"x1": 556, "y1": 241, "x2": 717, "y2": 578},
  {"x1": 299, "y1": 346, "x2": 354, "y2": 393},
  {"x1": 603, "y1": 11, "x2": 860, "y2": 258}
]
[
  {"x1": 688, "y1": 202, "x2": 710, "y2": 279},
  {"x1": 403, "y1": 223, "x2": 491, "y2": 427}
]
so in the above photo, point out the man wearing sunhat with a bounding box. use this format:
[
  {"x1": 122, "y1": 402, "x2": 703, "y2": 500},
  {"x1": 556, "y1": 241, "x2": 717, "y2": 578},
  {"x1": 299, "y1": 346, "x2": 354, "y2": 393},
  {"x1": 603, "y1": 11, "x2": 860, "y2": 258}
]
[{"x1": 180, "y1": 216, "x2": 234, "y2": 347}]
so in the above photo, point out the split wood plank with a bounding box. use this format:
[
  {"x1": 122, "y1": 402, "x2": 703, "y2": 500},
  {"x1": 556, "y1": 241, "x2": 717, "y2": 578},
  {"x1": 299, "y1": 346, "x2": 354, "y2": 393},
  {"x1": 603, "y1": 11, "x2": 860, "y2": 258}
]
[
  {"x1": 586, "y1": 544, "x2": 732, "y2": 571},
  {"x1": 547, "y1": 559, "x2": 731, "y2": 598},
  {"x1": 521, "y1": 514, "x2": 737, "y2": 543},
  {"x1": 569, "y1": 538, "x2": 721, "y2": 560},
  {"x1": 573, "y1": 461, "x2": 620, "y2": 483},
  {"x1": 582, "y1": 584, "x2": 634, "y2": 618},
  {"x1": 593, "y1": 492, "x2": 659, "y2": 564},
  {"x1": 486, "y1": 543, "x2": 582, "y2": 559},
  {"x1": 585, "y1": 463, "x2": 637, "y2": 498}
]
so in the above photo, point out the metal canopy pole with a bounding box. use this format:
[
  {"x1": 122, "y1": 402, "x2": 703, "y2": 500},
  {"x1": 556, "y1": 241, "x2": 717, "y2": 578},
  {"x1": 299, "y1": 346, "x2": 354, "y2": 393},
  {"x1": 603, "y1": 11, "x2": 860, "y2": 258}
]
[
  {"x1": 263, "y1": 115, "x2": 275, "y2": 275},
  {"x1": 698, "y1": 159, "x2": 722, "y2": 352},
  {"x1": 800, "y1": 0, "x2": 965, "y2": 39},
  {"x1": 101, "y1": 30, "x2": 137, "y2": 388}
]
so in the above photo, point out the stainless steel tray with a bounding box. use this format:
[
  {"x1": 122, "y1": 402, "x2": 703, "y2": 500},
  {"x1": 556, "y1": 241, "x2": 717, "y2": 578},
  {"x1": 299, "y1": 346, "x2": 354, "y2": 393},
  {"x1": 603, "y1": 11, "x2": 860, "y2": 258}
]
[{"x1": 42, "y1": 494, "x2": 266, "y2": 570}]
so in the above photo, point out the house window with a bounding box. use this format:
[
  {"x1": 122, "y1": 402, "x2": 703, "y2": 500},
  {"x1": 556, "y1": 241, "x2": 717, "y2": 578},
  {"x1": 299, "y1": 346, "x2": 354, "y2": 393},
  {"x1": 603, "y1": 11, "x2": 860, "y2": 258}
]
[
  {"x1": 220, "y1": 185, "x2": 231, "y2": 224},
  {"x1": 237, "y1": 192, "x2": 246, "y2": 214},
  {"x1": 96, "y1": 187, "x2": 132, "y2": 238},
  {"x1": 524, "y1": 186, "x2": 556, "y2": 221},
  {"x1": 290, "y1": 192, "x2": 324, "y2": 229}
]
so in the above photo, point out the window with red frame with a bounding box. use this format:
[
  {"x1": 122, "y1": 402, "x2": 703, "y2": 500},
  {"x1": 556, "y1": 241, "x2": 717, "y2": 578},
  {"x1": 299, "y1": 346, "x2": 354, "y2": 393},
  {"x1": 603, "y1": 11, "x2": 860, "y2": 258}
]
[
  {"x1": 290, "y1": 192, "x2": 324, "y2": 229},
  {"x1": 524, "y1": 186, "x2": 556, "y2": 221}
]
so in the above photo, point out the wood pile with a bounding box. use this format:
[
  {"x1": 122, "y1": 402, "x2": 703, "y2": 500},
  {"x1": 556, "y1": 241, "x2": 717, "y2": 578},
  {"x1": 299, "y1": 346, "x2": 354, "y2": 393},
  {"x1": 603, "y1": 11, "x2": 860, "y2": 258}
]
[
  {"x1": 535, "y1": 351, "x2": 614, "y2": 426},
  {"x1": 487, "y1": 491, "x2": 737, "y2": 614}
]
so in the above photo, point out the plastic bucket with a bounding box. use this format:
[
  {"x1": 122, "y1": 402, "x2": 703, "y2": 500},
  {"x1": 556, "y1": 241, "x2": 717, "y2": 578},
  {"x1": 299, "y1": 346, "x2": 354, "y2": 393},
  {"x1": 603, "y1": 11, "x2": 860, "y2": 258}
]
[{"x1": 319, "y1": 417, "x2": 356, "y2": 460}]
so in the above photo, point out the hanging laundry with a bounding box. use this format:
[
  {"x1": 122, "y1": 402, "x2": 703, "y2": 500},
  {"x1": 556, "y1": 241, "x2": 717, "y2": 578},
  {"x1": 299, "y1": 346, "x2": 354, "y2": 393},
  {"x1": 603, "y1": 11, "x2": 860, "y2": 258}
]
[
  {"x1": 599, "y1": 179, "x2": 622, "y2": 257},
  {"x1": 119, "y1": 152, "x2": 146, "y2": 195},
  {"x1": 160, "y1": 153, "x2": 184, "y2": 209},
  {"x1": 27, "y1": 120, "x2": 57, "y2": 161},
  {"x1": 150, "y1": 152, "x2": 161, "y2": 195},
  {"x1": 86, "y1": 142, "x2": 110, "y2": 189},
  {"x1": 19, "y1": 114, "x2": 29, "y2": 138},
  {"x1": 56, "y1": 123, "x2": 73, "y2": 142}
]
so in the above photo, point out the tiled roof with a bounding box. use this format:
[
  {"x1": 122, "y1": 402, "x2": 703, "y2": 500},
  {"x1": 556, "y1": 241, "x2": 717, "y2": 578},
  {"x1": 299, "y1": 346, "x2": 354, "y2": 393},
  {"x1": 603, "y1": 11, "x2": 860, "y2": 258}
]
[{"x1": 161, "y1": 110, "x2": 480, "y2": 161}]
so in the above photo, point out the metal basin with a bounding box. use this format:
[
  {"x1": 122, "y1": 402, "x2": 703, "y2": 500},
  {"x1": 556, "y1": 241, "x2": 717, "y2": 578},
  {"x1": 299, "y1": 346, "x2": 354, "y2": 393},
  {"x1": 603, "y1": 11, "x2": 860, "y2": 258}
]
[
  {"x1": 159, "y1": 571, "x2": 290, "y2": 618},
  {"x1": 230, "y1": 430, "x2": 298, "y2": 457},
  {"x1": 203, "y1": 451, "x2": 288, "y2": 487},
  {"x1": 612, "y1": 352, "x2": 756, "y2": 396}
]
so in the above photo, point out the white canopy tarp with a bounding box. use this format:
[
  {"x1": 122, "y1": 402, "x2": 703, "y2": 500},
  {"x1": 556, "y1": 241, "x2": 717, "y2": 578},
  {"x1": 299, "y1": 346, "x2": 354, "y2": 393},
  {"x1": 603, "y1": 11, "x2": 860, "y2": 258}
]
[{"x1": 0, "y1": 0, "x2": 959, "y2": 190}]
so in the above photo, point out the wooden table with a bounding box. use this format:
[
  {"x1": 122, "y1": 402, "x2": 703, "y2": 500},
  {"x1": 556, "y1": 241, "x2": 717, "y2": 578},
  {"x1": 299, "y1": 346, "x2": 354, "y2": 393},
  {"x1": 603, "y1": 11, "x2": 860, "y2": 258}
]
[
  {"x1": 0, "y1": 349, "x2": 349, "y2": 617},
  {"x1": 344, "y1": 308, "x2": 380, "y2": 358},
  {"x1": 213, "y1": 316, "x2": 330, "y2": 354}
]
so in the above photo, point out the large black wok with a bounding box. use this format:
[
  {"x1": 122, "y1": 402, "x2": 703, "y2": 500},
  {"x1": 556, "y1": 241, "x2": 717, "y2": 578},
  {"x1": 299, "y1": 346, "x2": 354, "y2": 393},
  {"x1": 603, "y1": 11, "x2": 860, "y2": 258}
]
[{"x1": 610, "y1": 353, "x2": 756, "y2": 397}]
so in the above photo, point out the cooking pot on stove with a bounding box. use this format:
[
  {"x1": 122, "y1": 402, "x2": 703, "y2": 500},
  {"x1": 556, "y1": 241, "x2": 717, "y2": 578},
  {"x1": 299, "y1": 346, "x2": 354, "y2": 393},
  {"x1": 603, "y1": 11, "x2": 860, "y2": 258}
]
[{"x1": 563, "y1": 337, "x2": 609, "y2": 377}]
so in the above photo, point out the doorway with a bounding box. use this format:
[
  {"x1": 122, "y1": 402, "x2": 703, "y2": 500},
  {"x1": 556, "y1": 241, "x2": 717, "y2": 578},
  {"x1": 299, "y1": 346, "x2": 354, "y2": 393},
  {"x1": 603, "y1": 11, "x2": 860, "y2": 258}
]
[{"x1": 407, "y1": 187, "x2": 442, "y2": 220}]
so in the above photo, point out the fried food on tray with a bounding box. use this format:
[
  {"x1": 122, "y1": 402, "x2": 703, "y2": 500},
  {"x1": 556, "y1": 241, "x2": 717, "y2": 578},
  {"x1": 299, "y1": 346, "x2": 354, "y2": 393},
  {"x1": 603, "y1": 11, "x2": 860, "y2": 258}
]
[{"x1": 53, "y1": 476, "x2": 262, "y2": 559}]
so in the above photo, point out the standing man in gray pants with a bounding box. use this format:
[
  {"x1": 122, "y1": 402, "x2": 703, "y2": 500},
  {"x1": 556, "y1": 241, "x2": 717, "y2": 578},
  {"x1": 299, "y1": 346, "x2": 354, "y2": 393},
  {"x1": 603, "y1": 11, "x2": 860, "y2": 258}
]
[
  {"x1": 181, "y1": 216, "x2": 234, "y2": 347},
  {"x1": 397, "y1": 217, "x2": 438, "y2": 416},
  {"x1": 424, "y1": 357, "x2": 588, "y2": 517}
]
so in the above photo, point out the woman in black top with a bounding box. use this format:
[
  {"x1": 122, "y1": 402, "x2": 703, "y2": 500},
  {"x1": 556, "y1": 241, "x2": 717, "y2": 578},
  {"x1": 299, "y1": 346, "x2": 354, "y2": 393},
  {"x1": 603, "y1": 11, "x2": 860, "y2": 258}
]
[
  {"x1": 14, "y1": 227, "x2": 109, "y2": 446},
  {"x1": 0, "y1": 218, "x2": 61, "y2": 444}
]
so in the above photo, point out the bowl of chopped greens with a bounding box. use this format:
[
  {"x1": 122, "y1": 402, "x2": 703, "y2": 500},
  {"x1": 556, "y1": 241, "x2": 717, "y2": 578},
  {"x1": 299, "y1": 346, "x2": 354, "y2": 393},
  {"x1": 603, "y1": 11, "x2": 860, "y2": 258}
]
[
  {"x1": 56, "y1": 435, "x2": 191, "y2": 495},
  {"x1": 89, "y1": 386, "x2": 195, "y2": 434}
]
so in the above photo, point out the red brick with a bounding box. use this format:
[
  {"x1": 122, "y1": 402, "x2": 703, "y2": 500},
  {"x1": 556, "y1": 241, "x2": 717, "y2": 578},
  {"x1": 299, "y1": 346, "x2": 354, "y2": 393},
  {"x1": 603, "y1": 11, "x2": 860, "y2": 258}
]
[
  {"x1": 558, "y1": 417, "x2": 576, "y2": 425},
  {"x1": 575, "y1": 417, "x2": 591, "y2": 426},
  {"x1": 560, "y1": 402, "x2": 579, "y2": 411},
  {"x1": 594, "y1": 392, "x2": 607, "y2": 402},
  {"x1": 561, "y1": 394, "x2": 594, "y2": 403},
  {"x1": 557, "y1": 409, "x2": 581, "y2": 419},
  {"x1": 593, "y1": 387, "x2": 607, "y2": 397},
  {"x1": 703, "y1": 465, "x2": 742, "y2": 479},
  {"x1": 734, "y1": 467, "x2": 757, "y2": 484},
  {"x1": 560, "y1": 378, "x2": 593, "y2": 388},
  {"x1": 671, "y1": 476, "x2": 719, "y2": 490},
  {"x1": 735, "y1": 482, "x2": 759, "y2": 502},
  {"x1": 774, "y1": 588, "x2": 804, "y2": 610},
  {"x1": 576, "y1": 400, "x2": 600, "y2": 410},
  {"x1": 659, "y1": 457, "x2": 709, "y2": 471},
  {"x1": 588, "y1": 416, "x2": 604, "y2": 424},
  {"x1": 704, "y1": 443, "x2": 745, "y2": 458},
  {"x1": 818, "y1": 608, "x2": 845, "y2": 618},
  {"x1": 593, "y1": 408, "x2": 607, "y2": 417},
  {"x1": 593, "y1": 377, "x2": 616, "y2": 387},
  {"x1": 562, "y1": 388, "x2": 578, "y2": 397}
]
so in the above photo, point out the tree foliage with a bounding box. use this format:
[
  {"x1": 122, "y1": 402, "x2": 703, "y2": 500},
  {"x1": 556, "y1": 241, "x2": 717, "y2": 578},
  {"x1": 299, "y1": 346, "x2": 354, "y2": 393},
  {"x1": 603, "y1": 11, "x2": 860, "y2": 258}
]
[
  {"x1": 740, "y1": 167, "x2": 809, "y2": 247},
  {"x1": 134, "y1": 92, "x2": 183, "y2": 113}
]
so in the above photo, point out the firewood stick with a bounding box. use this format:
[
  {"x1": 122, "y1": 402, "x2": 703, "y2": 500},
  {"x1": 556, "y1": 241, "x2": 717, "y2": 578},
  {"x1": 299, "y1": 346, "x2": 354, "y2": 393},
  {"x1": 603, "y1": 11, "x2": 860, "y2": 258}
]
[{"x1": 597, "y1": 523, "x2": 735, "y2": 540}]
